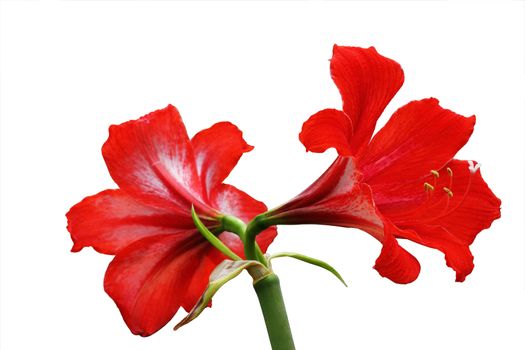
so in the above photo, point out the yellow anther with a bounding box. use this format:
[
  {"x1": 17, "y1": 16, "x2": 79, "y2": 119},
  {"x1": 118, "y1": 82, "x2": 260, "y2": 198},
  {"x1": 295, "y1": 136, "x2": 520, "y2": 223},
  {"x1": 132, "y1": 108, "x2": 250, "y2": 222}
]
[
  {"x1": 447, "y1": 167, "x2": 453, "y2": 177},
  {"x1": 430, "y1": 170, "x2": 440, "y2": 178},
  {"x1": 443, "y1": 187, "x2": 453, "y2": 197},
  {"x1": 424, "y1": 182, "x2": 435, "y2": 191}
]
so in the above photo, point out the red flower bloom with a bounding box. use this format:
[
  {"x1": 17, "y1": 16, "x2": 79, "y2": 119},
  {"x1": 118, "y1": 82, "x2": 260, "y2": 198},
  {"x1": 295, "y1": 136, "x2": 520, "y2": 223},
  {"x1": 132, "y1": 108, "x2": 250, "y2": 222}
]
[
  {"x1": 263, "y1": 46, "x2": 501, "y2": 284},
  {"x1": 66, "y1": 105, "x2": 276, "y2": 336}
]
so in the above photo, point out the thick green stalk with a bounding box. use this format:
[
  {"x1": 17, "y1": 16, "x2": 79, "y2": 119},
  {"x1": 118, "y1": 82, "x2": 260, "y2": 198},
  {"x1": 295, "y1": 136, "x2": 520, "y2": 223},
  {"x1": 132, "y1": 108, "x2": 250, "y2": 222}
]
[{"x1": 253, "y1": 273, "x2": 295, "y2": 350}]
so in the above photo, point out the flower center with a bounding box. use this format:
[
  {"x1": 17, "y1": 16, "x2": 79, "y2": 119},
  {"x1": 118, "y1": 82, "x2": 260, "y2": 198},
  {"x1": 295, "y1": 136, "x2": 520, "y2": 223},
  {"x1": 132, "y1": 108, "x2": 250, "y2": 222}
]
[
  {"x1": 424, "y1": 166, "x2": 454, "y2": 197},
  {"x1": 409, "y1": 162, "x2": 480, "y2": 224}
]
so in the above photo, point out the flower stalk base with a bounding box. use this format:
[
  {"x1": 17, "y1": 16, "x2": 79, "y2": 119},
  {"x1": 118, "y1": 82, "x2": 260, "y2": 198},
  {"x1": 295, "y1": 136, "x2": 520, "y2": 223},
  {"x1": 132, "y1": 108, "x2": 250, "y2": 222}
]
[{"x1": 253, "y1": 273, "x2": 295, "y2": 350}]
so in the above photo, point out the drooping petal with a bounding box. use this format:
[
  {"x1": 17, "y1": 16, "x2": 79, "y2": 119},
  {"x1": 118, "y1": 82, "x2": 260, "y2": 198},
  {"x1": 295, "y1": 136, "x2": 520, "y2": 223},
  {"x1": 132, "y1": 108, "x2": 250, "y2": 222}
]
[
  {"x1": 395, "y1": 225, "x2": 474, "y2": 282},
  {"x1": 360, "y1": 98, "x2": 475, "y2": 196},
  {"x1": 104, "y1": 233, "x2": 208, "y2": 336},
  {"x1": 374, "y1": 220, "x2": 421, "y2": 284},
  {"x1": 330, "y1": 45, "x2": 404, "y2": 154},
  {"x1": 376, "y1": 159, "x2": 500, "y2": 281},
  {"x1": 66, "y1": 189, "x2": 194, "y2": 254},
  {"x1": 211, "y1": 184, "x2": 277, "y2": 254},
  {"x1": 102, "y1": 105, "x2": 210, "y2": 214},
  {"x1": 299, "y1": 109, "x2": 353, "y2": 156},
  {"x1": 192, "y1": 122, "x2": 254, "y2": 197}
]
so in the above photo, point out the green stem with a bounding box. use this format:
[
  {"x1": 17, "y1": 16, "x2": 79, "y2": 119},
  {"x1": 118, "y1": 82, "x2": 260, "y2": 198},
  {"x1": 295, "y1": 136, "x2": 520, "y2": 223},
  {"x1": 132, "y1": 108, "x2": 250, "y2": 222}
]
[
  {"x1": 253, "y1": 273, "x2": 295, "y2": 350},
  {"x1": 244, "y1": 214, "x2": 268, "y2": 262},
  {"x1": 191, "y1": 206, "x2": 241, "y2": 261},
  {"x1": 221, "y1": 215, "x2": 248, "y2": 241},
  {"x1": 223, "y1": 215, "x2": 267, "y2": 266}
]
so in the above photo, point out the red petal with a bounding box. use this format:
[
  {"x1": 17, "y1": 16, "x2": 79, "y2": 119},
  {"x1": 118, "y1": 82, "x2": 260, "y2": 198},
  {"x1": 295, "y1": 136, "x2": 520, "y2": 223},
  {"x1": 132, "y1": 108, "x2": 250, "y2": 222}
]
[
  {"x1": 210, "y1": 184, "x2": 277, "y2": 255},
  {"x1": 380, "y1": 160, "x2": 501, "y2": 242},
  {"x1": 269, "y1": 158, "x2": 376, "y2": 228},
  {"x1": 66, "y1": 189, "x2": 193, "y2": 254},
  {"x1": 192, "y1": 122, "x2": 254, "y2": 197},
  {"x1": 426, "y1": 160, "x2": 501, "y2": 244},
  {"x1": 395, "y1": 225, "x2": 474, "y2": 282},
  {"x1": 273, "y1": 157, "x2": 360, "y2": 214},
  {"x1": 299, "y1": 109, "x2": 353, "y2": 155},
  {"x1": 268, "y1": 160, "x2": 420, "y2": 283},
  {"x1": 182, "y1": 243, "x2": 225, "y2": 311},
  {"x1": 182, "y1": 231, "x2": 269, "y2": 311},
  {"x1": 360, "y1": 98, "x2": 475, "y2": 197},
  {"x1": 374, "y1": 220, "x2": 421, "y2": 284},
  {"x1": 377, "y1": 160, "x2": 500, "y2": 281},
  {"x1": 104, "y1": 233, "x2": 208, "y2": 336},
  {"x1": 330, "y1": 45, "x2": 404, "y2": 154},
  {"x1": 102, "y1": 105, "x2": 210, "y2": 214}
]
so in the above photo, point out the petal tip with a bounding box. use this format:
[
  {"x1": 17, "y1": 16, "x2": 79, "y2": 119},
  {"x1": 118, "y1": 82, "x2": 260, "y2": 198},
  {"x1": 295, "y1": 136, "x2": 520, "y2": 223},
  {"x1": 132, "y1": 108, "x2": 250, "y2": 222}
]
[
  {"x1": 455, "y1": 274, "x2": 467, "y2": 283},
  {"x1": 70, "y1": 243, "x2": 83, "y2": 253},
  {"x1": 374, "y1": 232, "x2": 421, "y2": 284}
]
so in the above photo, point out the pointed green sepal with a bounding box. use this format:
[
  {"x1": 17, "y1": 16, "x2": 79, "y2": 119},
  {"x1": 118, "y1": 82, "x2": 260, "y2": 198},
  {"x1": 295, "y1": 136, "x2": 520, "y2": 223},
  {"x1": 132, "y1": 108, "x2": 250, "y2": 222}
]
[
  {"x1": 191, "y1": 205, "x2": 241, "y2": 261},
  {"x1": 270, "y1": 252, "x2": 348, "y2": 287},
  {"x1": 174, "y1": 259, "x2": 269, "y2": 330}
]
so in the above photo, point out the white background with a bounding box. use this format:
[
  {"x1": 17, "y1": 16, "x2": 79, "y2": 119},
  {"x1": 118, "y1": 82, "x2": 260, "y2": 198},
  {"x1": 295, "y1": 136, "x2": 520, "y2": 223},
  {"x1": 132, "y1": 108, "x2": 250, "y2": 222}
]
[{"x1": 1, "y1": 1, "x2": 524, "y2": 349}]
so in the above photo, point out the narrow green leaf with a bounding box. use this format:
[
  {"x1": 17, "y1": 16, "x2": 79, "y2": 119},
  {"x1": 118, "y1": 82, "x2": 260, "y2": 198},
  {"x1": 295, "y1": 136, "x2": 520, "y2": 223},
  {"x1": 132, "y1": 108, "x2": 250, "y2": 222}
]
[
  {"x1": 174, "y1": 260, "x2": 268, "y2": 330},
  {"x1": 191, "y1": 205, "x2": 241, "y2": 261},
  {"x1": 270, "y1": 252, "x2": 348, "y2": 287}
]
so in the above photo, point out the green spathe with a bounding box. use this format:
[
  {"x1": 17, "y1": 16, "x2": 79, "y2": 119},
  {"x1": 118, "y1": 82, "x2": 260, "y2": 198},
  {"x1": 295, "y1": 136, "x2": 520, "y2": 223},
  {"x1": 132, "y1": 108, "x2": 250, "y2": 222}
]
[{"x1": 174, "y1": 259, "x2": 269, "y2": 330}]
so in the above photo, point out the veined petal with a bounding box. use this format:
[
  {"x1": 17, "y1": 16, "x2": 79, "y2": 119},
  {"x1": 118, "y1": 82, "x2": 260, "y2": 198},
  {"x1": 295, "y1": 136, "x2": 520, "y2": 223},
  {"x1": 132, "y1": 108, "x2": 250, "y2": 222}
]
[
  {"x1": 211, "y1": 184, "x2": 277, "y2": 254},
  {"x1": 182, "y1": 242, "x2": 227, "y2": 312},
  {"x1": 102, "y1": 105, "x2": 210, "y2": 214},
  {"x1": 425, "y1": 160, "x2": 501, "y2": 245},
  {"x1": 359, "y1": 99, "x2": 498, "y2": 282},
  {"x1": 266, "y1": 161, "x2": 420, "y2": 283},
  {"x1": 380, "y1": 159, "x2": 501, "y2": 243},
  {"x1": 360, "y1": 98, "x2": 475, "y2": 192},
  {"x1": 331, "y1": 45, "x2": 404, "y2": 154},
  {"x1": 104, "y1": 233, "x2": 208, "y2": 336},
  {"x1": 374, "y1": 220, "x2": 421, "y2": 284},
  {"x1": 66, "y1": 189, "x2": 194, "y2": 254},
  {"x1": 377, "y1": 159, "x2": 500, "y2": 281},
  {"x1": 299, "y1": 109, "x2": 353, "y2": 156},
  {"x1": 395, "y1": 225, "x2": 474, "y2": 282},
  {"x1": 267, "y1": 158, "x2": 372, "y2": 229},
  {"x1": 273, "y1": 157, "x2": 360, "y2": 214},
  {"x1": 192, "y1": 122, "x2": 254, "y2": 197}
]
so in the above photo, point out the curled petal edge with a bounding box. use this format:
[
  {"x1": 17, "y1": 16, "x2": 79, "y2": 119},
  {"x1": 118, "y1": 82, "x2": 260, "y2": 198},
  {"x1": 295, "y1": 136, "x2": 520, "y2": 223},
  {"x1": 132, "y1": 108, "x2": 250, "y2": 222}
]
[{"x1": 373, "y1": 220, "x2": 421, "y2": 284}]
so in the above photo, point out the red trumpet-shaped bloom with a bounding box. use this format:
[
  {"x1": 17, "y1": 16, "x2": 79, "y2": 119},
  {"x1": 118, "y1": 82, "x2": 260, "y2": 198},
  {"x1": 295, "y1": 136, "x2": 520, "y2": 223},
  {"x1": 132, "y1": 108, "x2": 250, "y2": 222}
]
[
  {"x1": 66, "y1": 105, "x2": 276, "y2": 336},
  {"x1": 266, "y1": 46, "x2": 500, "y2": 283}
]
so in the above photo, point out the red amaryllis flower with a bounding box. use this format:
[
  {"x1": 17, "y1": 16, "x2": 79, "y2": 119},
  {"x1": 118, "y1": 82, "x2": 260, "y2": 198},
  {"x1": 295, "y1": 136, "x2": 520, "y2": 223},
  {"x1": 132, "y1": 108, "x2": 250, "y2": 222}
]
[
  {"x1": 262, "y1": 46, "x2": 500, "y2": 283},
  {"x1": 66, "y1": 105, "x2": 276, "y2": 336}
]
